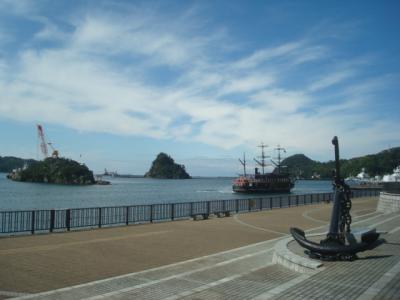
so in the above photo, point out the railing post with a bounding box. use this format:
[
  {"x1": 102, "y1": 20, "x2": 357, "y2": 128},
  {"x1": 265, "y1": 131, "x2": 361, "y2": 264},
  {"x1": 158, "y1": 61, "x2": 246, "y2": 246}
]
[
  {"x1": 126, "y1": 206, "x2": 129, "y2": 225},
  {"x1": 31, "y1": 210, "x2": 35, "y2": 234},
  {"x1": 150, "y1": 205, "x2": 154, "y2": 223},
  {"x1": 50, "y1": 209, "x2": 55, "y2": 233},
  {"x1": 248, "y1": 200, "x2": 251, "y2": 212},
  {"x1": 66, "y1": 209, "x2": 71, "y2": 231},
  {"x1": 279, "y1": 197, "x2": 282, "y2": 208},
  {"x1": 223, "y1": 200, "x2": 226, "y2": 212},
  {"x1": 98, "y1": 207, "x2": 102, "y2": 228},
  {"x1": 260, "y1": 198, "x2": 263, "y2": 210},
  {"x1": 311, "y1": 194, "x2": 313, "y2": 204},
  {"x1": 171, "y1": 203, "x2": 175, "y2": 221},
  {"x1": 296, "y1": 195, "x2": 299, "y2": 206},
  {"x1": 270, "y1": 197, "x2": 273, "y2": 209},
  {"x1": 190, "y1": 202, "x2": 194, "y2": 215},
  {"x1": 207, "y1": 201, "x2": 210, "y2": 215},
  {"x1": 236, "y1": 199, "x2": 239, "y2": 213}
]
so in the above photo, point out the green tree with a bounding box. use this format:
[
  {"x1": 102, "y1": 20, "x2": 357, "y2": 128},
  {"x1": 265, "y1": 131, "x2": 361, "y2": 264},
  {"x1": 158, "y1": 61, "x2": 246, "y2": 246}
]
[{"x1": 145, "y1": 153, "x2": 191, "y2": 179}]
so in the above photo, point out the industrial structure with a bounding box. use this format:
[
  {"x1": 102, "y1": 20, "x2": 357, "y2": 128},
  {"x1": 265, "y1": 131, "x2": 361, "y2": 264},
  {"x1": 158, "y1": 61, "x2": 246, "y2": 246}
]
[{"x1": 37, "y1": 124, "x2": 59, "y2": 159}]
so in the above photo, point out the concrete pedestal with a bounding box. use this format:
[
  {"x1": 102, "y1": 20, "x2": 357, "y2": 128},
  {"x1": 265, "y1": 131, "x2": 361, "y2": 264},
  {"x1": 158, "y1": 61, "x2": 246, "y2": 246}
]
[{"x1": 377, "y1": 192, "x2": 400, "y2": 213}]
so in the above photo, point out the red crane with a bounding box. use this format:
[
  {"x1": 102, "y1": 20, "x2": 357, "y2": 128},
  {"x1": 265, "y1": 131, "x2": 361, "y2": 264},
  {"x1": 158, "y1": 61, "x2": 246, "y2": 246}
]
[
  {"x1": 37, "y1": 124, "x2": 59, "y2": 159},
  {"x1": 37, "y1": 124, "x2": 49, "y2": 159}
]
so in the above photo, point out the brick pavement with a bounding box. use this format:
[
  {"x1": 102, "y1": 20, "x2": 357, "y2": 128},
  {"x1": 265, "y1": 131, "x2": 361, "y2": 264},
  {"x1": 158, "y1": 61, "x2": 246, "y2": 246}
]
[{"x1": 1, "y1": 197, "x2": 398, "y2": 299}]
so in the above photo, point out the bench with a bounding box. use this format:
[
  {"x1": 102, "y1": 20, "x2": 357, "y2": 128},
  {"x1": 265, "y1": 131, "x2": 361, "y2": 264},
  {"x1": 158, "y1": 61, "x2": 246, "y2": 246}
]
[
  {"x1": 214, "y1": 211, "x2": 231, "y2": 218},
  {"x1": 191, "y1": 213, "x2": 210, "y2": 220},
  {"x1": 191, "y1": 211, "x2": 232, "y2": 220}
]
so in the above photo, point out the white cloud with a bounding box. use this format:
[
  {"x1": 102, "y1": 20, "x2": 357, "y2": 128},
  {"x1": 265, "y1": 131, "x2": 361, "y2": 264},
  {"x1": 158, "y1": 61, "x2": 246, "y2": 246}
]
[
  {"x1": 69, "y1": 14, "x2": 215, "y2": 67},
  {"x1": 34, "y1": 21, "x2": 69, "y2": 42},
  {"x1": 0, "y1": 4, "x2": 398, "y2": 164},
  {"x1": 232, "y1": 42, "x2": 303, "y2": 69},
  {"x1": 219, "y1": 73, "x2": 275, "y2": 95},
  {"x1": 251, "y1": 89, "x2": 310, "y2": 113},
  {"x1": 308, "y1": 70, "x2": 355, "y2": 92},
  {"x1": 291, "y1": 45, "x2": 328, "y2": 65}
]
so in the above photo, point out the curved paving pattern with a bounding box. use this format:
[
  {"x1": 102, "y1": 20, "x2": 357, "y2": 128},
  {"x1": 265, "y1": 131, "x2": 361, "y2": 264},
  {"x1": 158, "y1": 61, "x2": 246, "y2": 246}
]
[{"x1": 1, "y1": 197, "x2": 399, "y2": 299}]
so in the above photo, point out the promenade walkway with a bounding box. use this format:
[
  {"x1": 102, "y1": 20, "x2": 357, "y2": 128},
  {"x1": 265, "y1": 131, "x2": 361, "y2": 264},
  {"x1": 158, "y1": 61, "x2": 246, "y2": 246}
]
[{"x1": 0, "y1": 197, "x2": 399, "y2": 299}]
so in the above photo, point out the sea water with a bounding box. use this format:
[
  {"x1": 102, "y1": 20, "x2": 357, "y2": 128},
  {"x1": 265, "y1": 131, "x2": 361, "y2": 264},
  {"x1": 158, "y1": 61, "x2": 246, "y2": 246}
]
[{"x1": 0, "y1": 173, "x2": 332, "y2": 210}]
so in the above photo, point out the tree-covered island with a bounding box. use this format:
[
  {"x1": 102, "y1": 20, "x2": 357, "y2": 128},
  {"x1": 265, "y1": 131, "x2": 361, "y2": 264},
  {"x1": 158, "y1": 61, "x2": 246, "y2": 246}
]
[
  {"x1": 7, "y1": 157, "x2": 96, "y2": 185},
  {"x1": 145, "y1": 153, "x2": 191, "y2": 179}
]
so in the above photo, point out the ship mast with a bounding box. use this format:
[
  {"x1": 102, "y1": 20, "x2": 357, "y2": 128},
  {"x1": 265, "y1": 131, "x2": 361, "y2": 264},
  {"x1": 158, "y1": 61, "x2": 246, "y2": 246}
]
[
  {"x1": 254, "y1": 143, "x2": 270, "y2": 174},
  {"x1": 238, "y1": 153, "x2": 247, "y2": 177},
  {"x1": 271, "y1": 145, "x2": 286, "y2": 174}
]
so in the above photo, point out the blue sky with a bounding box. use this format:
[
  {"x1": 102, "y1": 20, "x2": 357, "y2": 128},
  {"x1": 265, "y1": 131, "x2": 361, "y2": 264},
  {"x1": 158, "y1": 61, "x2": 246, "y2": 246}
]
[{"x1": 0, "y1": 0, "x2": 399, "y2": 176}]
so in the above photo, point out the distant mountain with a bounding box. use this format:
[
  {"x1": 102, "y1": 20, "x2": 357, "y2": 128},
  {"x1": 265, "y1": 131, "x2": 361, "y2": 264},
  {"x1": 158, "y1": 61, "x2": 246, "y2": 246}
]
[
  {"x1": 145, "y1": 153, "x2": 191, "y2": 179},
  {"x1": 0, "y1": 156, "x2": 36, "y2": 173},
  {"x1": 281, "y1": 154, "x2": 316, "y2": 178},
  {"x1": 282, "y1": 147, "x2": 400, "y2": 179}
]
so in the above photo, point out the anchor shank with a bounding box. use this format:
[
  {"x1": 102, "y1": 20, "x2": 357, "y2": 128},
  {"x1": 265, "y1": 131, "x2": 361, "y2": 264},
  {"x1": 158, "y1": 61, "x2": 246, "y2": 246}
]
[
  {"x1": 328, "y1": 136, "x2": 342, "y2": 239},
  {"x1": 332, "y1": 136, "x2": 340, "y2": 181}
]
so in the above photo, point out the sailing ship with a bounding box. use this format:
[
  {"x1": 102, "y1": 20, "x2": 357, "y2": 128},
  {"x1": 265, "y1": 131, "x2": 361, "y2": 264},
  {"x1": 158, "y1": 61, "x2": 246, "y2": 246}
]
[{"x1": 232, "y1": 144, "x2": 295, "y2": 193}]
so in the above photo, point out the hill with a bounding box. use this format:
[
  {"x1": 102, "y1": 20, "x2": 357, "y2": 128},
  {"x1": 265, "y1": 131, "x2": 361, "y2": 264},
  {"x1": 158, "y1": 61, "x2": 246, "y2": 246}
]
[
  {"x1": 280, "y1": 154, "x2": 316, "y2": 178},
  {"x1": 0, "y1": 156, "x2": 37, "y2": 173},
  {"x1": 145, "y1": 153, "x2": 191, "y2": 179},
  {"x1": 8, "y1": 157, "x2": 95, "y2": 185},
  {"x1": 282, "y1": 147, "x2": 400, "y2": 179}
]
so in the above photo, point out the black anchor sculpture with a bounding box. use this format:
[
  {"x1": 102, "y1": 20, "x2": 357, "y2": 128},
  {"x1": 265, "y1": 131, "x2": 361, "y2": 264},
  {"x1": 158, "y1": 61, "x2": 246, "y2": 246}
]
[{"x1": 291, "y1": 136, "x2": 380, "y2": 261}]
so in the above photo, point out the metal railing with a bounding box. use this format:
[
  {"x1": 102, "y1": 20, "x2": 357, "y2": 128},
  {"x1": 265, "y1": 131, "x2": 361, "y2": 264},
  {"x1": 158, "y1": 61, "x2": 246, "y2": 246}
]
[{"x1": 0, "y1": 189, "x2": 380, "y2": 236}]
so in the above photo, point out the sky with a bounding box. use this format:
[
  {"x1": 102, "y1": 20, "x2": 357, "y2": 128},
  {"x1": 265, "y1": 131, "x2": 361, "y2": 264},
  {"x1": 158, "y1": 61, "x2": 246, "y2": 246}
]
[{"x1": 0, "y1": 0, "x2": 399, "y2": 176}]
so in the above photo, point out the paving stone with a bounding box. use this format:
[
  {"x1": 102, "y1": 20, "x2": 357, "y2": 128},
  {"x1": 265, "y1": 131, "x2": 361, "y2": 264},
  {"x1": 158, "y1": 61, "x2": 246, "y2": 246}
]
[{"x1": 9, "y1": 198, "x2": 400, "y2": 300}]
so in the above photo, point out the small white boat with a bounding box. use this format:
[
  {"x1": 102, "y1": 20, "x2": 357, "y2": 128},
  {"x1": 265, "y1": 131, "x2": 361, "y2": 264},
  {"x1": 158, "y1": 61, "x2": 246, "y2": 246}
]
[
  {"x1": 382, "y1": 166, "x2": 400, "y2": 182},
  {"x1": 345, "y1": 168, "x2": 381, "y2": 188}
]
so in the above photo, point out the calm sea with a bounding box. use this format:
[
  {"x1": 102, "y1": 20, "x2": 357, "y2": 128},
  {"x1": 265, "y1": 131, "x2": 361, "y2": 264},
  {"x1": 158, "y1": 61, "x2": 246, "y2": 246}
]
[{"x1": 0, "y1": 173, "x2": 332, "y2": 210}]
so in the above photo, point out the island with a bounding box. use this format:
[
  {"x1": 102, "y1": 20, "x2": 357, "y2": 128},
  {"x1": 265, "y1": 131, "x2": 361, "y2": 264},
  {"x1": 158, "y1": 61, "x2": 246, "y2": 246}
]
[
  {"x1": 7, "y1": 157, "x2": 96, "y2": 185},
  {"x1": 144, "y1": 153, "x2": 191, "y2": 179}
]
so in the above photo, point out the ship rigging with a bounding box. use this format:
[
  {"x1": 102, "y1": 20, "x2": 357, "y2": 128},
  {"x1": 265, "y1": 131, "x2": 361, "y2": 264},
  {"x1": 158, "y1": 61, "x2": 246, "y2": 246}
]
[{"x1": 232, "y1": 143, "x2": 294, "y2": 194}]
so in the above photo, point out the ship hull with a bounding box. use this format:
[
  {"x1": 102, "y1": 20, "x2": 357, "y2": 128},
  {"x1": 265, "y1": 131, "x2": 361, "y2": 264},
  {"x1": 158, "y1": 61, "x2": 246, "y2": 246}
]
[
  {"x1": 232, "y1": 174, "x2": 294, "y2": 194},
  {"x1": 232, "y1": 185, "x2": 293, "y2": 194}
]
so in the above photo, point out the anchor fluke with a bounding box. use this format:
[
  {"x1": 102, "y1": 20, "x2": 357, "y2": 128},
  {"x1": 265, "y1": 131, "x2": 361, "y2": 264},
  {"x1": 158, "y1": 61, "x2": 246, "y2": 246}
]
[{"x1": 291, "y1": 227, "x2": 380, "y2": 260}]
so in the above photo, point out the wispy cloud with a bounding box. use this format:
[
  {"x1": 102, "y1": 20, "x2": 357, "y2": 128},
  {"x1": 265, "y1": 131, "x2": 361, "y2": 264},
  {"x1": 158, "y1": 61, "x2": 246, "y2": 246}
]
[
  {"x1": 34, "y1": 20, "x2": 69, "y2": 42},
  {"x1": 0, "y1": 2, "x2": 398, "y2": 162},
  {"x1": 308, "y1": 70, "x2": 355, "y2": 92},
  {"x1": 232, "y1": 42, "x2": 303, "y2": 69}
]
